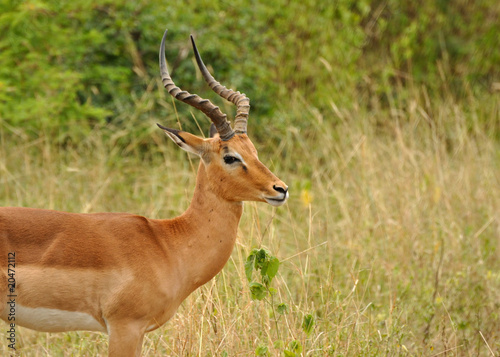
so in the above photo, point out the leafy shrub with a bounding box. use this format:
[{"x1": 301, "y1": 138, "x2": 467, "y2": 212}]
[{"x1": 1, "y1": 0, "x2": 498, "y2": 142}]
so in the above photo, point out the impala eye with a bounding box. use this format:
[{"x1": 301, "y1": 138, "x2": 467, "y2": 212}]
[{"x1": 223, "y1": 155, "x2": 240, "y2": 165}]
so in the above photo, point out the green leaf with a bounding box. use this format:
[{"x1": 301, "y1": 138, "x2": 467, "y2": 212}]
[
  {"x1": 260, "y1": 260, "x2": 269, "y2": 277},
  {"x1": 277, "y1": 303, "x2": 289, "y2": 315},
  {"x1": 255, "y1": 345, "x2": 269, "y2": 356},
  {"x1": 283, "y1": 350, "x2": 296, "y2": 357},
  {"x1": 289, "y1": 340, "x2": 303, "y2": 353},
  {"x1": 262, "y1": 274, "x2": 271, "y2": 286},
  {"x1": 245, "y1": 253, "x2": 256, "y2": 282},
  {"x1": 273, "y1": 340, "x2": 285, "y2": 349},
  {"x1": 249, "y1": 282, "x2": 267, "y2": 300},
  {"x1": 255, "y1": 248, "x2": 268, "y2": 270},
  {"x1": 267, "y1": 257, "x2": 280, "y2": 279},
  {"x1": 302, "y1": 314, "x2": 315, "y2": 336}
]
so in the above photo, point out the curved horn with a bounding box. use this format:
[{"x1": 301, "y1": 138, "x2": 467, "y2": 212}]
[
  {"x1": 190, "y1": 35, "x2": 250, "y2": 135},
  {"x1": 159, "y1": 29, "x2": 235, "y2": 141}
]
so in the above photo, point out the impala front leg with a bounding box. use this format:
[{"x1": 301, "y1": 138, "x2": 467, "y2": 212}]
[{"x1": 107, "y1": 320, "x2": 146, "y2": 357}]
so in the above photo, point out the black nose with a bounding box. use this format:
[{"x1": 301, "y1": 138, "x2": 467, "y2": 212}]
[{"x1": 273, "y1": 185, "x2": 287, "y2": 194}]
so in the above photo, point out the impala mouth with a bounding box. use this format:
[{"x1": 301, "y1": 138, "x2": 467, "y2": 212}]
[{"x1": 264, "y1": 192, "x2": 289, "y2": 207}]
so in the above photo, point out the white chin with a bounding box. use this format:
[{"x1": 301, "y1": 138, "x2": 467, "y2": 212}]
[{"x1": 264, "y1": 197, "x2": 287, "y2": 207}]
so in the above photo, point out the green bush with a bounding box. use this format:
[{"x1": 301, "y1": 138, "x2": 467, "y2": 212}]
[{"x1": 1, "y1": 0, "x2": 498, "y2": 142}]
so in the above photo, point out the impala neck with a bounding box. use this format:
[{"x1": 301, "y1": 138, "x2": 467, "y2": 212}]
[{"x1": 171, "y1": 161, "x2": 243, "y2": 296}]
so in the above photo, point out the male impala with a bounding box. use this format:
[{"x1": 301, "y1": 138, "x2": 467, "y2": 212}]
[{"x1": 0, "y1": 29, "x2": 288, "y2": 356}]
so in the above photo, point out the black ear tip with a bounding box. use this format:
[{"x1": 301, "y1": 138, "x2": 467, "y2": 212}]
[
  {"x1": 157, "y1": 123, "x2": 168, "y2": 130},
  {"x1": 157, "y1": 125, "x2": 186, "y2": 144}
]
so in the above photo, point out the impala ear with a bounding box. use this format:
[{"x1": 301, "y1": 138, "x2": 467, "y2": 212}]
[
  {"x1": 209, "y1": 123, "x2": 219, "y2": 139},
  {"x1": 157, "y1": 123, "x2": 205, "y2": 156}
]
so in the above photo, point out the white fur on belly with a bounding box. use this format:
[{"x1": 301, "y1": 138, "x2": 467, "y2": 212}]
[{"x1": 12, "y1": 305, "x2": 106, "y2": 333}]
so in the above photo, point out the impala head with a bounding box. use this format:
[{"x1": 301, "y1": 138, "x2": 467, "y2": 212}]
[{"x1": 157, "y1": 30, "x2": 288, "y2": 206}]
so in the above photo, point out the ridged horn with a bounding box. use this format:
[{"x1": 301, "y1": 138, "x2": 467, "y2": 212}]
[
  {"x1": 190, "y1": 35, "x2": 250, "y2": 135},
  {"x1": 159, "y1": 29, "x2": 235, "y2": 141}
]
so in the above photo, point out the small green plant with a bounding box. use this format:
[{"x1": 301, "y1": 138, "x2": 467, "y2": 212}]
[
  {"x1": 255, "y1": 345, "x2": 269, "y2": 356},
  {"x1": 246, "y1": 248, "x2": 316, "y2": 356},
  {"x1": 246, "y1": 248, "x2": 289, "y2": 355},
  {"x1": 245, "y1": 248, "x2": 281, "y2": 300},
  {"x1": 283, "y1": 340, "x2": 303, "y2": 357},
  {"x1": 245, "y1": 248, "x2": 314, "y2": 357},
  {"x1": 282, "y1": 315, "x2": 315, "y2": 356},
  {"x1": 302, "y1": 313, "x2": 315, "y2": 336}
]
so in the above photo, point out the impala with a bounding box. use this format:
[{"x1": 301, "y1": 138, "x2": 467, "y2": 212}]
[{"x1": 0, "y1": 29, "x2": 288, "y2": 356}]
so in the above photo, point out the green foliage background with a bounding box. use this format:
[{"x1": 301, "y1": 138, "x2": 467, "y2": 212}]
[{"x1": 1, "y1": 0, "x2": 498, "y2": 142}]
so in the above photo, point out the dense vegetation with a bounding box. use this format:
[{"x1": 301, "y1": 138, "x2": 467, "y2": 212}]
[
  {"x1": 1, "y1": 0, "x2": 499, "y2": 356},
  {"x1": 1, "y1": 0, "x2": 499, "y2": 140}
]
